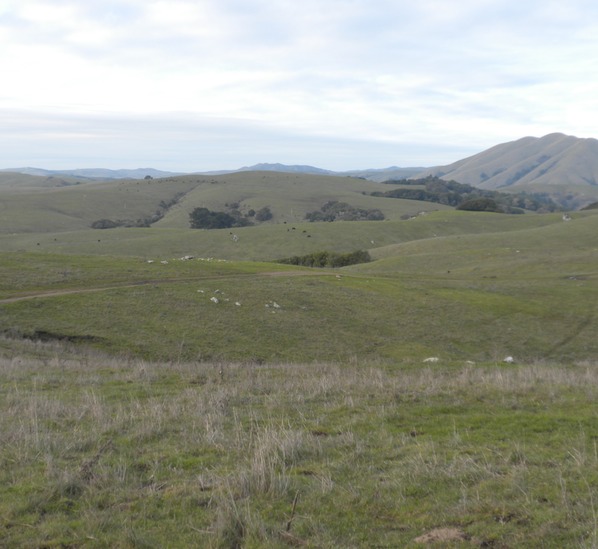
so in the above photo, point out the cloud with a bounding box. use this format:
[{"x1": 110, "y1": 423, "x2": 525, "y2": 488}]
[{"x1": 1, "y1": 0, "x2": 598, "y2": 169}]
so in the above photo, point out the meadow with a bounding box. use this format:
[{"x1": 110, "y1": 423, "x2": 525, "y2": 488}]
[
  {"x1": 1, "y1": 171, "x2": 598, "y2": 546},
  {"x1": 2, "y1": 340, "x2": 598, "y2": 547}
]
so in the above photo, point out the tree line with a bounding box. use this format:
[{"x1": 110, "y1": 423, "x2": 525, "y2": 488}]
[{"x1": 374, "y1": 176, "x2": 561, "y2": 213}]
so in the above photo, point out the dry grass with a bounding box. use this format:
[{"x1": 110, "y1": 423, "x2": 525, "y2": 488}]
[{"x1": 2, "y1": 339, "x2": 598, "y2": 546}]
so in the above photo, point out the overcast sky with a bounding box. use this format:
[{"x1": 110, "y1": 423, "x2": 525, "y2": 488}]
[{"x1": 1, "y1": 0, "x2": 597, "y2": 171}]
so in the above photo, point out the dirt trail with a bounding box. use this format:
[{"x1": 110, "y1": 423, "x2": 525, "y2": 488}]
[{"x1": 0, "y1": 270, "x2": 337, "y2": 304}]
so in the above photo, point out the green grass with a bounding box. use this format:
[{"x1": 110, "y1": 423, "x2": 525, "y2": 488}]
[
  {"x1": 0, "y1": 209, "x2": 569, "y2": 262},
  {"x1": 1, "y1": 210, "x2": 597, "y2": 364},
  {"x1": 2, "y1": 342, "x2": 598, "y2": 547},
  {"x1": 2, "y1": 173, "x2": 598, "y2": 546},
  {"x1": 1, "y1": 251, "x2": 597, "y2": 364}
]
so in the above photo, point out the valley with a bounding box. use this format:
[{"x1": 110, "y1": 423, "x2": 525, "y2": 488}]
[{"x1": 1, "y1": 142, "x2": 598, "y2": 546}]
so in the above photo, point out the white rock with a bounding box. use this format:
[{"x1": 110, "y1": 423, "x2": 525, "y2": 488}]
[
  {"x1": 210, "y1": 297, "x2": 219, "y2": 304},
  {"x1": 423, "y1": 357, "x2": 439, "y2": 363},
  {"x1": 503, "y1": 356, "x2": 515, "y2": 363}
]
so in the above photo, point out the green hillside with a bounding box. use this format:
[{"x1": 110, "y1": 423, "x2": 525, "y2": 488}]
[
  {"x1": 1, "y1": 210, "x2": 597, "y2": 363},
  {"x1": 2, "y1": 170, "x2": 598, "y2": 547},
  {"x1": 0, "y1": 209, "x2": 567, "y2": 261}
]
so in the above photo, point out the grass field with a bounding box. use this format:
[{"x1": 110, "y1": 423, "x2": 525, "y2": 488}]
[
  {"x1": 2, "y1": 341, "x2": 598, "y2": 547},
  {"x1": 2, "y1": 171, "x2": 598, "y2": 546},
  {"x1": 1, "y1": 209, "x2": 597, "y2": 364}
]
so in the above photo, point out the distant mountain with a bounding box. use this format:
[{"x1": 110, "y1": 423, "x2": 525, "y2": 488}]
[
  {"x1": 340, "y1": 167, "x2": 426, "y2": 182},
  {"x1": 1, "y1": 167, "x2": 184, "y2": 180},
  {"x1": 196, "y1": 163, "x2": 424, "y2": 181},
  {"x1": 418, "y1": 133, "x2": 598, "y2": 192},
  {"x1": 237, "y1": 163, "x2": 334, "y2": 175},
  {"x1": 3, "y1": 163, "x2": 425, "y2": 182}
]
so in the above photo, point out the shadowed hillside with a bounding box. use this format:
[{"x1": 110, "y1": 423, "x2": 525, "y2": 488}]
[{"x1": 419, "y1": 133, "x2": 598, "y2": 208}]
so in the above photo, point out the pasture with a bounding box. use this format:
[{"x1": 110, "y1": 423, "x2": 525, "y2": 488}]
[{"x1": 1, "y1": 171, "x2": 598, "y2": 546}]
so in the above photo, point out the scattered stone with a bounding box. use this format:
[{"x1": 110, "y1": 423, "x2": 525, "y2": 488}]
[
  {"x1": 210, "y1": 297, "x2": 219, "y2": 304},
  {"x1": 503, "y1": 356, "x2": 515, "y2": 363},
  {"x1": 423, "y1": 357, "x2": 439, "y2": 363}
]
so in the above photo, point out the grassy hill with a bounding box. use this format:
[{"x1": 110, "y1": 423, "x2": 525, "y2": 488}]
[
  {"x1": 419, "y1": 133, "x2": 598, "y2": 208},
  {"x1": 2, "y1": 169, "x2": 598, "y2": 546},
  {"x1": 0, "y1": 171, "x2": 452, "y2": 234},
  {"x1": 0, "y1": 209, "x2": 567, "y2": 261},
  {"x1": 1, "y1": 210, "x2": 596, "y2": 363},
  {"x1": 0, "y1": 171, "x2": 91, "y2": 191}
]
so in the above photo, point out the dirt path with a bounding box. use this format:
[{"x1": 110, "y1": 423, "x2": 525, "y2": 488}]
[{"x1": 0, "y1": 270, "x2": 338, "y2": 304}]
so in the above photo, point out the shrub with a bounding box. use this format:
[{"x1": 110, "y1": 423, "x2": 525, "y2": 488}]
[
  {"x1": 90, "y1": 219, "x2": 119, "y2": 229},
  {"x1": 305, "y1": 201, "x2": 385, "y2": 222},
  {"x1": 456, "y1": 198, "x2": 503, "y2": 213},
  {"x1": 189, "y1": 208, "x2": 237, "y2": 229},
  {"x1": 278, "y1": 250, "x2": 371, "y2": 268},
  {"x1": 255, "y1": 206, "x2": 273, "y2": 222}
]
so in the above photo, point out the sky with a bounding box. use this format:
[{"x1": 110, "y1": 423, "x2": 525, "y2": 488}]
[{"x1": 1, "y1": 0, "x2": 598, "y2": 172}]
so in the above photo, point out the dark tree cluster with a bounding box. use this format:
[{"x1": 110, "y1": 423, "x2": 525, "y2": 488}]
[
  {"x1": 189, "y1": 207, "x2": 239, "y2": 229},
  {"x1": 374, "y1": 176, "x2": 560, "y2": 213},
  {"x1": 278, "y1": 249, "x2": 371, "y2": 268},
  {"x1": 456, "y1": 198, "x2": 502, "y2": 212},
  {"x1": 305, "y1": 201, "x2": 385, "y2": 222},
  {"x1": 189, "y1": 204, "x2": 275, "y2": 229}
]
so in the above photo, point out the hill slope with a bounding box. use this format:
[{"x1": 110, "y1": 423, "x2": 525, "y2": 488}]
[
  {"x1": 419, "y1": 133, "x2": 598, "y2": 207},
  {"x1": 1, "y1": 167, "x2": 182, "y2": 179},
  {"x1": 0, "y1": 171, "x2": 452, "y2": 234}
]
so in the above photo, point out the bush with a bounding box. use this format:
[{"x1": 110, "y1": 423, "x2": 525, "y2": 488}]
[
  {"x1": 278, "y1": 250, "x2": 371, "y2": 268},
  {"x1": 91, "y1": 219, "x2": 119, "y2": 229},
  {"x1": 189, "y1": 208, "x2": 237, "y2": 229},
  {"x1": 255, "y1": 206, "x2": 273, "y2": 222},
  {"x1": 305, "y1": 201, "x2": 385, "y2": 222},
  {"x1": 456, "y1": 198, "x2": 503, "y2": 213}
]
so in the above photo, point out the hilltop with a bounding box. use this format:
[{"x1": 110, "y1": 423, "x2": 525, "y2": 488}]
[
  {"x1": 0, "y1": 167, "x2": 183, "y2": 180},
  {"x1": 4, "y1": 133, "x2": 598, "y2": 208},
  {"x1": 419, "y1": 133, "x2": 598, "y2": 207}
]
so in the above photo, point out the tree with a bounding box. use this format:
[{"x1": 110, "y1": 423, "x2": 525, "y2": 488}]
[
  {"x1": 189, "y1": 207, "x2": 236, "y2": 229},
  {"x1": 91, "y1": 219, "x2": 119, "y2": 229},
  {"x1": 456, "y1": 198, "x2": 503, "y2": 212},
  {"x1": 255, "y1": 206, "x2": 273, "y2": 222}
]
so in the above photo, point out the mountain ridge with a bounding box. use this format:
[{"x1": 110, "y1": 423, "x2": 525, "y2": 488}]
[
  {"x1": 418, "y1": 133, "x2": 598, "y2": 191},
  {"x1": 3, "y1": 133, "x2": 598, "y2": 208}
]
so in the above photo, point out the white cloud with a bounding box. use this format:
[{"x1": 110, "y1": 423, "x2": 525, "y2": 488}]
[{"x1": 1, "y1": 0, "x2": 598, "y2": 169}]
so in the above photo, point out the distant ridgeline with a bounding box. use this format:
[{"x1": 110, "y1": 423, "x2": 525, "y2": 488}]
[{"x1": 372, "y1": 176, "x2": 562, "y2": 213}]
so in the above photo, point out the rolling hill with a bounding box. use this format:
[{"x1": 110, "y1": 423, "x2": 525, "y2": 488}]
[
  {"x1": 419, "y1": 133, "x2": 598, "y2": 207},
  {"x1": 0, "y1": 167, "x2": 183, "y2": 180},
  {"x1": 2, "y1": 140, "x2": 598, "y2": 549},
  {"x1": 0, "y1": 171, "x2": 452, "y2": 234}
]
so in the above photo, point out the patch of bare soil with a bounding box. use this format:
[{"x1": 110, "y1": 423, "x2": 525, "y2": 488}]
[{"x1": 414, "y1": 527, "x2": 470, "y2": 544}]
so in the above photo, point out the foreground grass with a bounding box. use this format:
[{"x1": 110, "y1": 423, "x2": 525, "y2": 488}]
[{"x1": 2, "y1": 339, "x2": 598, "y2": 547}]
